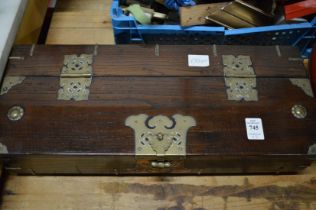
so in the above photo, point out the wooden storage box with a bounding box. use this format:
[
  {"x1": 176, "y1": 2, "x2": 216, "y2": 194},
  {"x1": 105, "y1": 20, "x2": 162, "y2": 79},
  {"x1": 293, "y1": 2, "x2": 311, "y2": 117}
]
[{"x1": 0, "y1": 45, "x2": 315, "y2": 175}]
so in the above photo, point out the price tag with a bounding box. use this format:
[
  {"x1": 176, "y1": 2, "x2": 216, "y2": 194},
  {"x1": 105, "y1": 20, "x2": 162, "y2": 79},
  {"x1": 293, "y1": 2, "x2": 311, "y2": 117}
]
[
  {"x1": 188, "y1": 55, "x2": 210, "y2": 67},
  {"x1": 245, "y1": 118, "x2": 265, "y2": 140}
]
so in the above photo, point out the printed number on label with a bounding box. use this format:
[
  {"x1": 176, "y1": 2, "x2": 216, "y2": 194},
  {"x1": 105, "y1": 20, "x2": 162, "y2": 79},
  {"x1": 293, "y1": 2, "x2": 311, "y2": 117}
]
[{"x1": 245, "y1": 118, "x2": 265, "y2": 140}]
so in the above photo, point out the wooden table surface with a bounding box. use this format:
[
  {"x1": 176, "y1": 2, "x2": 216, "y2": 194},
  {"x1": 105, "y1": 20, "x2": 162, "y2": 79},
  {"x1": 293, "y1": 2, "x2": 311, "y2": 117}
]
[{"x1": 1, "y1": 0, "x2": 315, "y2": 209}]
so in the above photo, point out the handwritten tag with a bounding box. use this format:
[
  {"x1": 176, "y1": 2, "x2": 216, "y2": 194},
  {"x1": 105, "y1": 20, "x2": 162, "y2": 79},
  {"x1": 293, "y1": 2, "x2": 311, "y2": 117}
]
[
  {"x1": 245, "y1": 118, "x2": 265, "y2": 140},
  {"x1": 188, "y1": 55, "x2": 210, "y2": 67}
]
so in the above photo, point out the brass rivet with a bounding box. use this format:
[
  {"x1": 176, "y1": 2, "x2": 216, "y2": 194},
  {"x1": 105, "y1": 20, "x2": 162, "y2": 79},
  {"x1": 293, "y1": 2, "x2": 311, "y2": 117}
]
[
  {"x1": 164, "y1": 162, "x2": 171, "y2": 168},
  {"x1": 291, "y1": 105, "x2": 307, "y2": 119},
  {"x1": 157, "y1": 162, "x2": 165, "y2": 168},
  {"x1": 7, "y1": 106, "x2": 24, "y2": 121},
  {"x1": 151, "y1": 161, "x2": 158, "y2": 167}
]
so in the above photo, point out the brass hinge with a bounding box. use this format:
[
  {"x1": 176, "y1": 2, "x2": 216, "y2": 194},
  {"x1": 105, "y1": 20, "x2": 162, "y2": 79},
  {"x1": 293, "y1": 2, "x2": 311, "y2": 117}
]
[
  {"x1": 125, "y1": 114, "x2": 196, "y2": 157},
  {"x1": 58, "y1": 54, "x2": 93, "y2": 101},
  {"x1": 222, "y1": 55, "x2": 258, "y2": 101},
  {"x1": 225, "y1": 78, "x2": 258, "y2": 101}
]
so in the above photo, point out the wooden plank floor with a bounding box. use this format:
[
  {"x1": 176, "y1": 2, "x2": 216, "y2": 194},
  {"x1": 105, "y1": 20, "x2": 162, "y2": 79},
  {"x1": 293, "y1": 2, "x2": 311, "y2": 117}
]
[
  {"x1": 2, "y1": 175, "x2": 316, "y2": 210},
  {"x1": 46, "y1": 0, "x2": 114, "y2": 44},
  {"x1": 1, "y1": 0, "x2": 315, "y2": 209},
  {"x1": 1, "y1": 164, "x2": 316, "y2": 210}
]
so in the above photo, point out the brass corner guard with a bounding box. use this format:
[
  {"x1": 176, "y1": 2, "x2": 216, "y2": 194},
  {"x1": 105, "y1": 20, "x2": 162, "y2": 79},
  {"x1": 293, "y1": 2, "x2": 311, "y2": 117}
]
[
  {"x1": 290, "y1": 78, "x2": 314, "y2": 98},
  {"x1": 308, "y1": 144, "x2": 316, "y2": 155},
  {"x1": 125, "y1": 114, "x2": 196, "y2": 157},
  {"x1": 0, "y1": 143, "x2": 8, "y2": 154},
  {"x1": 0, "y1": 76, "x2": 26, "y2": 95}
]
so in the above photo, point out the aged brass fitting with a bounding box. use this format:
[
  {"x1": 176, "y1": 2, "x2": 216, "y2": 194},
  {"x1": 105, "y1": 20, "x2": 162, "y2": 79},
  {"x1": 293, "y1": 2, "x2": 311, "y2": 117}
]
[
  {"x1": 7, "y1": 106, "x2": 24, "y2": 121},
  {"x1": 291, "y1": 105, "x2": 307, "y2": 119},
  {"x1": 151, "y1": 161, "x2": 171, "y2": 168}
]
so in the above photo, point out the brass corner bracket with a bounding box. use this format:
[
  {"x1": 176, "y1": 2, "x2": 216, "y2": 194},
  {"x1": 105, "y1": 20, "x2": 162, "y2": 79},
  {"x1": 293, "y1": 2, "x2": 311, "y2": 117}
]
[
  {"x1": 290, "y1": 78, "x2": 314, "y2": 98},
  {"x1": 308, "y1": 144, "x2": 316, "y2": 155},
  {"x1": 0, "y1": 76, "x2": 26, "y2": 95}
]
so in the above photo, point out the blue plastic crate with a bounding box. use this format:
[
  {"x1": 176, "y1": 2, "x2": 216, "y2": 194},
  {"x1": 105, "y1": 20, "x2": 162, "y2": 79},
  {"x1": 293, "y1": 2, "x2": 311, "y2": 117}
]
[
  {"x1": 111, "y1": 0, "x2": 315, "y2": 56},
  {"x1": 111, "y1": 0, "x2": 225, "y2": 44},
  {"x1": 295, "y1": 17, "x2": 316, "y2": 57}
]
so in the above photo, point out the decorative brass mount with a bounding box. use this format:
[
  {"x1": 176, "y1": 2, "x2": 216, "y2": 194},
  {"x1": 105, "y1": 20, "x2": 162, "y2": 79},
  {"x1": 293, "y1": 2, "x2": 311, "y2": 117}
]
[
  {"x1": 7, "y1": 106, "x2": 24, "y2": 121},
  {"x1": 290, "y1": 78, "x2": 314, "y2": 98},
  {"x1": 308, "y1": 144, "x2": 316, "y2": 155},
  {"x1": 222, "y1": 55, "x2": 258, "y2": 101},
  {"x1": 58, "y1": 54, "x2": 93, "y2": 101},
  {"x1": 291, "y1": 104, "x2": 307, "y2": 119},
  {"x1": 125, "y1": 114, "x2": 196, "y2": 157},
  {"x1": 0, "y1": 76, "x2": 26, "y2": 95}
]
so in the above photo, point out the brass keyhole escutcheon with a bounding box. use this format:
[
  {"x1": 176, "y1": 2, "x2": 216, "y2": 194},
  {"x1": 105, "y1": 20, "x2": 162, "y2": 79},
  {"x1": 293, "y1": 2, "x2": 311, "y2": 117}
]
[
  {"x1": 125, "y1": 114, "x2": 196, "y2": 156},
  {"x1": 157, "y1": 133, "x2": 164, "y2": 141},
  {"x1": 7, "y1": 106, "x2": 24, "y2": 121},
  {"x1": 292, "y1": 105, "x2": 307, "y2": 119}
]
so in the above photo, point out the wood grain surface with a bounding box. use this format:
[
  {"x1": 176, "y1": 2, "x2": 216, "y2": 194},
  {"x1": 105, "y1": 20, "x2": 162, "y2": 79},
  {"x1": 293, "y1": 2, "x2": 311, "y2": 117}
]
[
  {"x1": 46, "y1": 0, "x2": 114, "y2": 44},
  {"x1": 180, "y1": 3, "x2": 227, "y2": 26},
  {"x1": 0, "y1": 76, "x2": 315, "y2": 155},
  {"x1": 7, "y1": 45, "x2": 306, "y2": 77},
  {"x1": 2, "y1": 1, "x2": 315, "y2": 209},
  {"x1": 1, "y1": 45, "x2": 315, "y2": 174},
  {"x1": 1, "y1": 175, "x2": 316, "y2": 210}
]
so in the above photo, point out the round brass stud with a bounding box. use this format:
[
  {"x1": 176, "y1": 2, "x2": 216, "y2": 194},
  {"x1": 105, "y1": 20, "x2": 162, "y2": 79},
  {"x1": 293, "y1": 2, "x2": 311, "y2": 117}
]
[
  {"x1": 291, "y1": 105, "x2": 307, "y2": 119},
  {"x1": 164, "y1": 162, "x2": 171, "y2": 168},
  {"x1": 151, "y1": 161, "x2": 158, "y2": 168},
  {"x1": 7, "y1": 106, "x2": 24, "y2": 121}
]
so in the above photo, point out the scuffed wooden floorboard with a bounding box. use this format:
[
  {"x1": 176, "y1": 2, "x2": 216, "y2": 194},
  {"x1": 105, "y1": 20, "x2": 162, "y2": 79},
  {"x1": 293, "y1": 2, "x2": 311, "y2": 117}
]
[{"x1": 1, "y1": 175, "x2": 316, "y2": 210}]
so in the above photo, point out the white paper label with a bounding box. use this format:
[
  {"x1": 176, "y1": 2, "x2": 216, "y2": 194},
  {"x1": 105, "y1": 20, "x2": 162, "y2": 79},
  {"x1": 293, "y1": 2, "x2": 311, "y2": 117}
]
[
  {"x1": 245, "y1": 118, "x2": 265, "y2": 140},
  {"x1": 188, "y1": 55, "x2": 210, "y2": 67}
]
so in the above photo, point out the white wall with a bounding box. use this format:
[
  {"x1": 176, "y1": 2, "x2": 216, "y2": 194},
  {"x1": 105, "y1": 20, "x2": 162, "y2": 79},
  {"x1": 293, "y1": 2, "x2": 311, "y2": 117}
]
[{"x1": 0, "y1": 0, "x2": 28, "y2": 81}]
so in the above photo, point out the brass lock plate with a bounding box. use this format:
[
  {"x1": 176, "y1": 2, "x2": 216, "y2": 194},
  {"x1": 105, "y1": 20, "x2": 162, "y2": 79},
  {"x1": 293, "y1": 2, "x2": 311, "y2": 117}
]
[{"x1": 125, "y1": 114, "x2": 196, "y2": 157}]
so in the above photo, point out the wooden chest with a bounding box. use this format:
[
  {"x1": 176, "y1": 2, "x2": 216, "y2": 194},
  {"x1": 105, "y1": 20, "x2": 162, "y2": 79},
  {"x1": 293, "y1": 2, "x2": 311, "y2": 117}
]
[{"x1": 0, "y1": 45, "x2": 315, "y2": 175}]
